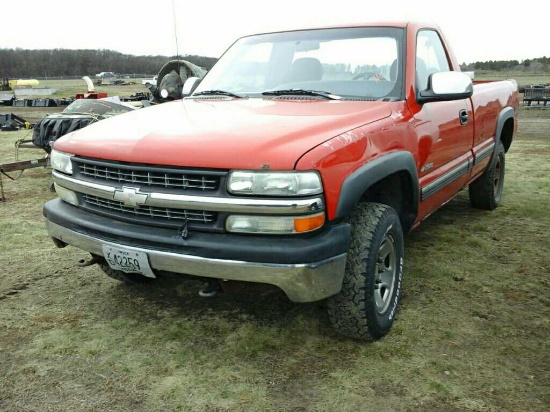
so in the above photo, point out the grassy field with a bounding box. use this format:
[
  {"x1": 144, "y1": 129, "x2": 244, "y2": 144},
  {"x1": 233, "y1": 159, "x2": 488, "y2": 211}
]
[
  {"x1": 10, "y1": 78, "x2": 152, "y2": 101},
  {"x1": 0, "y1": 97, "x2": 549, "y2": 410},
  {"x1": 469, "y1": 71, "x2": 549, "y2": 88}
]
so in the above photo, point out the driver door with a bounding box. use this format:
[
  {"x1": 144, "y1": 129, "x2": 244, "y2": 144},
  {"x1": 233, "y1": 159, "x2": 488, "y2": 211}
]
[{"x1": 413, "y1": 29, "x2": 474, "y2": 216}]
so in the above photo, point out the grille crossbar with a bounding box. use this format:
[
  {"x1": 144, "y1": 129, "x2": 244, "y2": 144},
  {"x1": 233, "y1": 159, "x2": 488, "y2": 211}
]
[
  {"x1": 77, "y1": 163, "x2": 219, "y2": 191},
  {"x1": 83, "y1": 194, "x2": 216, "y2": 223}
]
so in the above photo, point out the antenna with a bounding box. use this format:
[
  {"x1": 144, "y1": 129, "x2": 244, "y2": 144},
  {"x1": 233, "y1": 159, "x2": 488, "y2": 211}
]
[{"x1": 172, "y1": 0, "x2": 179, "y2": 57}]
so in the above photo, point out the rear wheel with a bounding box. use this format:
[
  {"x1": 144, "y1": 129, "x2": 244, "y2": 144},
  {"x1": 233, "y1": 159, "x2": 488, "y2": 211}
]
[
  {"x1": 327, "y1": 202, "x2": 404, "y2": 340},
  {"x1": 469, "y1": 141, "x2": 505, "y2": 210},
  {"x1": 99, "y1": 264, "x2": 152, "y2": 284}
]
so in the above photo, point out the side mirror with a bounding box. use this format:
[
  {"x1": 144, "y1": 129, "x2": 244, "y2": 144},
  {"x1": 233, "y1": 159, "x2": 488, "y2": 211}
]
[
  {"x1": 417, "y1": 71, "x2": 473, "y2": 104},
  {"x1": 182, "y1": 77, "x2": 201, "y2": 96}
]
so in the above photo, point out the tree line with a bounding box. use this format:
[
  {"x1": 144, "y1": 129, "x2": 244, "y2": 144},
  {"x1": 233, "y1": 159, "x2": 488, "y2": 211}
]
[
  {"x1": 0, "y1": 48, "x2": 218, "y2": 78},
  {"x1": 460, "y1": 57, "x2": 549, "y2": 72},
  {"x1": 1, "y1": 48, "x2": 547, "y2": 78}
]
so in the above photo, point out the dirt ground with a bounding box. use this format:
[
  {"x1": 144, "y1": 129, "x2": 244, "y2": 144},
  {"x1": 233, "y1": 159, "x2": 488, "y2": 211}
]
[{"x1": 0, "y1": 103, "x2": 549, "y2": 411}]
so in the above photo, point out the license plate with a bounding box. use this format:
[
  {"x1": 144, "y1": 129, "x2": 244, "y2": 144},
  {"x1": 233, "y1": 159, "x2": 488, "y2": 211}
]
[{"x1": 101, "y1": 245, "x2": 156, "y2": 278}]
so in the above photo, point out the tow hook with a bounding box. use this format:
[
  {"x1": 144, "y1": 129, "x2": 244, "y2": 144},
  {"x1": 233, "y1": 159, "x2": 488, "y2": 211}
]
[{"x1": 77, "y1": 254, "x2": 101, "y2": 267}]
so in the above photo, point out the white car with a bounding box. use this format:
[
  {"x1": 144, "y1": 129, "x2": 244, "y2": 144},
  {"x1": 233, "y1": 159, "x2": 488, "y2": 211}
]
[
  {"x1": 95, "y1": 72, "x2": 115, "y2": 78},
  {"x1": 141, "y1": 76, "x2": 158, "y2": 85}
]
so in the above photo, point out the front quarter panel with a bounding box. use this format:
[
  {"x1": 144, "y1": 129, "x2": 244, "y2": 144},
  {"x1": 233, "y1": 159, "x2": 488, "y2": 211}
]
[{"x1": 295, "y1": 102, "x2": 418, "y2": 221}]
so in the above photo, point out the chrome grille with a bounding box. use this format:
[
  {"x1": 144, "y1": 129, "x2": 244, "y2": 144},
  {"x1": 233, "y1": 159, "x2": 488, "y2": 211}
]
[
  {"x1": 82, "y1": 194, "x2": 216, "y2": 224},
  {"x1": 76, "y1": 162, "x2": 219, "y2": 191}
]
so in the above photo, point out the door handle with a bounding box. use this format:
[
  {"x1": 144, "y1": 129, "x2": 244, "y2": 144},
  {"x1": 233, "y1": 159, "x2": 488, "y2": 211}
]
[{"x1": 459, "y1": 109, "x2": 469, "y2": 125}]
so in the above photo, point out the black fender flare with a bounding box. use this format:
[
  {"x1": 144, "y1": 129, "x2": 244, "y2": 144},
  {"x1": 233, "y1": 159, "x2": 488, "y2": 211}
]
[
  {"x1": 495, "y1": 106, "x2": 515, "y2": 152},
  {"x1": 335, "y1": 151, "x2": 419, "y2": 230}
]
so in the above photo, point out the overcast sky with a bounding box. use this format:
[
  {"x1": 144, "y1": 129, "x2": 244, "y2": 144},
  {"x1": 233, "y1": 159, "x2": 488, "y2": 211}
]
[{"x1": 1, "y1": 0, "x2": 547, "y2": 64}]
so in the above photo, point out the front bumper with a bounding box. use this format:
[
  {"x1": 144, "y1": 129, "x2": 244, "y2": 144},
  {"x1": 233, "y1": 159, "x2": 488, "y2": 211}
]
[{"x1": 44, "y1": 199, "x2": 350, "y2": 302}]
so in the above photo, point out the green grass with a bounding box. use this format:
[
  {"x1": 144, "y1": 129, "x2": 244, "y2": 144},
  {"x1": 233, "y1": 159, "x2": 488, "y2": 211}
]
[
  {"x1": 474, "y1": 70, "x2": 549, "y2": 87},
  {"x1": 0, "y1": 101, "x2": 549, "y2": 411}
]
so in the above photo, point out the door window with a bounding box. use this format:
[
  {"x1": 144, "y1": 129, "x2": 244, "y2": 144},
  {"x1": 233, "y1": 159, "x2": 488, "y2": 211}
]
[{"x1": 416, "y1": 30, "x2": 451, "y2": 91}]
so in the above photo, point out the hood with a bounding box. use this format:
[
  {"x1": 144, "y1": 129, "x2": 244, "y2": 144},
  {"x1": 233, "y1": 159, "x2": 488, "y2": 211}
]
[{"x1": 54, "y1": 98, "x2": 391, "y2": 170}]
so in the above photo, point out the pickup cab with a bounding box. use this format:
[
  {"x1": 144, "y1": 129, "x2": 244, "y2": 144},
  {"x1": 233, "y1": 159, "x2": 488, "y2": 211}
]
[{"x1": 44, "y1": 22, "x2": 519, "y2": 340}]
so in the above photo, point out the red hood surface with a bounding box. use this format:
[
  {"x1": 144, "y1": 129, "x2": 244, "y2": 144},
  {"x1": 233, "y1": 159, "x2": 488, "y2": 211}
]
[{"x1": 54, "y1": 98, "x2": 391, "y2": 170}]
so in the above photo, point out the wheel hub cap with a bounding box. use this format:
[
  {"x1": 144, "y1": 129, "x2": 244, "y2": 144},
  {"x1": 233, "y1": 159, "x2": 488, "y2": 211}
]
[{"x1": 374, "y1": 233, "x2": 397, "y2": 314}]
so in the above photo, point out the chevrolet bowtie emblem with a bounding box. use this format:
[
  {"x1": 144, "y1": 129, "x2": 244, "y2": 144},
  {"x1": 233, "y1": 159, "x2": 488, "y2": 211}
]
[{"x1": 113, "y1": 187, "x2": 149, "y2": 207}]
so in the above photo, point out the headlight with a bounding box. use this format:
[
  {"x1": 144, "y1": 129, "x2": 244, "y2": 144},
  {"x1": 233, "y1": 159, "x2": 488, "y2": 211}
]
[
  {"x1": 228, "y1": 171, "x2": 322, "y2": 196},
  {"x1": 226, "y1": 213, "x2": 325, "y2": 234},
  {"x1": 50, "y1": 149, "x2": 74, "y2": 175}
]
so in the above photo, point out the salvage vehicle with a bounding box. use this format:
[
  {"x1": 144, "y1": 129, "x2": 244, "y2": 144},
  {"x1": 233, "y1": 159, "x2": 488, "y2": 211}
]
[
  {"x1": 44, "y1": 22, "x2": 519, "y2": 340},
  {"x1": 32, "y1": 99, "x2": 136, "y2": 152}
]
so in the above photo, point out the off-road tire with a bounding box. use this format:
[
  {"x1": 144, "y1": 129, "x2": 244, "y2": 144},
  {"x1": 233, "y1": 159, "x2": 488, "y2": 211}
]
[
  {"x1": 469, "y1": 141, "x2": 505, "y2": 210},
  {"x1": 327, "y1": 202, "x2": 404, "y2": 340},
  {"x1": 99, "y1": 264, "x2": 152, "y2": 284}
]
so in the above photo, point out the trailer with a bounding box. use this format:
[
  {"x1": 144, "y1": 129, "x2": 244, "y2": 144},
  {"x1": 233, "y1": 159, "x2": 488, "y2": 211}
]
[
  {"x1": 0, "y1": 156, "x2": 50, "y2": 202},
  {"x1": 0, "y1": 122, "x2": 49, "y2": 202}
]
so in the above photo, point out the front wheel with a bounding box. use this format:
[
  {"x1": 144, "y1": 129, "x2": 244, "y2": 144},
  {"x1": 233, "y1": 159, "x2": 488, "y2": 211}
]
[{"x1": 327, "y1": 203, "x2": 404, "y2": 340}]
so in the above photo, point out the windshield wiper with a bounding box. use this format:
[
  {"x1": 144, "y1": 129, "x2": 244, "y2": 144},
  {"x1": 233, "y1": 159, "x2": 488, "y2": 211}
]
[
  {"x1": 192, "y1": 90, "x2": 243, "y2": 98},
  {"x1": 261, "y1": 89, "x2": 341, "y2": 100}
]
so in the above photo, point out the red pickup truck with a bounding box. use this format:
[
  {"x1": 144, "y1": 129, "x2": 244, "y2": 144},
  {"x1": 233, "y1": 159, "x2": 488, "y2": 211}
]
[{"x1": 44, "y1": 22, "x2": 519, "y2": 340}]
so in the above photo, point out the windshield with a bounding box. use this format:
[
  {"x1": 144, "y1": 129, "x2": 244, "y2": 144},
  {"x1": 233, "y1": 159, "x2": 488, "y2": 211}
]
[{"x1": 193, "y1": 27, "x2": 405, "y2": 100}]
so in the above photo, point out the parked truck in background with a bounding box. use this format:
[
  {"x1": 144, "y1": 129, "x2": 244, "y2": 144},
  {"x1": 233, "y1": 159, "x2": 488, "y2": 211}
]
[
  {"x1": 95, "y1": 71, "x2": 115, "y2": 78},
  {"x1": 44, "y1": 22, "x2": 519, "y2": 340}
]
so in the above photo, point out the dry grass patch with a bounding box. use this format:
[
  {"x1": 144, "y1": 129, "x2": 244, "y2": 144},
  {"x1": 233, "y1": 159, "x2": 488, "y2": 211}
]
[{"x1": 0, "y1": 104, "x2": 548, "y2": 411}]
